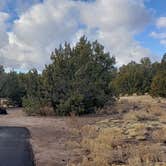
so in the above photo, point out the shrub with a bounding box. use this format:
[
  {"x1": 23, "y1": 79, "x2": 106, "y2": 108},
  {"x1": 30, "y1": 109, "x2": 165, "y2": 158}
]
[
  {"x1": 151, "y1": 71, "x2": 166, "y2": 98},
  {"x1": 22, "y1": 96, "x2": 41, "y2": 115},
  {"x1": 43, "y1": 36, "x2": 116, "y2": 115},
  {"x1": 22, "y1": 96, "x2": 52, "y2": 116}
]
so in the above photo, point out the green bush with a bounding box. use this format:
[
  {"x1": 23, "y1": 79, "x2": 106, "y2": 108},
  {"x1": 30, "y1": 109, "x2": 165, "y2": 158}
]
[
  {"x1": 150, "y1": 71, "x2": 166, "y2": 98},
  {"x1": 43, "y1": 36, "x2": 116, "y2": 115},
  {"x1": 22, "y1": 96, "x2": 41, "y2": 116}
]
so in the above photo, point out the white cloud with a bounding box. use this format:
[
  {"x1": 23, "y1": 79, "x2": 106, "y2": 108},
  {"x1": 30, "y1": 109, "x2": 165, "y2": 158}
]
[
  {"x1": 1, "y1": 0, "x2": 79, "y2": 69},
  {"x1": 0, "y1": 12, "x2": 9, "y2": 48},
  {"x1": 80, "y1": 0, "x2": 151, "y2": 33},
  {"x1": 156, "y1": 17, "x2": 166, "y2": 28},
  {"x1": 0, "y1": 0, "x2": 154, "y2": 70},
  {"x1": 150, "y1": 31, "x2": 166, "y2": 39},
  {"x1": 79, "y1": 0, "x2": 152, "y2": 65},
  {"x1": 160, "y1": 40, "x2": 166, "y2": 46},
  {"x1": 150, "y1": 17, "x2": 166, "y2": 47}
]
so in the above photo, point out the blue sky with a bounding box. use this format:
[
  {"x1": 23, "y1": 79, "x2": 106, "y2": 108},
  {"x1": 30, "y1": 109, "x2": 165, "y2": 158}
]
[{"x1": 0, "y1": 0, "x2": 166, "y2": 70}]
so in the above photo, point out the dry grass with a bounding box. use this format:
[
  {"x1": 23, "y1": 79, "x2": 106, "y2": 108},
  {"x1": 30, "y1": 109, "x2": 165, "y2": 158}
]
[
  {"x1": 68, "y1": 95, "x2": 166, "y2": 166},
  {"x1": 152, "y1": 128, "x2": 166, "y2": 143},
  {"x1": 128, "y1": 144, "x2": 165, "y2": 166},
  {"x1": 81, "y1": 125, "x2": 99, "y2": 138},
  {"x1": 135, "y1": 112, "x2": 158, "y2": 122},
  {"x1": 66, "y1": 112, "x2": 82, "y2": 130},
  {"x1": 39, "y1": 106, "x2": 55, "y2": 116}
]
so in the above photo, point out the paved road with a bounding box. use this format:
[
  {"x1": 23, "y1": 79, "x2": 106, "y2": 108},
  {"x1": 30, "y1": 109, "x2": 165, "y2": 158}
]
[{"x1": 0, "y1": 127, "x2": 35, "y2": 166}]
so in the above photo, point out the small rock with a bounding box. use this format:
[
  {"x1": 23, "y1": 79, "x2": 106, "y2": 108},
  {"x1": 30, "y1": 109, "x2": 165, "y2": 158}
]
[{"x1": 0, "y1": 107, "x2": 7, "y2": 115}]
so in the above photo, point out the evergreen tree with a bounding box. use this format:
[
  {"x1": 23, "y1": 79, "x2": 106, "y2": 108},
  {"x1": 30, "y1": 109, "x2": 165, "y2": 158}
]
[
  {"x1": 43, "y1": 36, "x2": 116, "y2": 115},
  {"x1": 151, "y1": 71, "x2": 166, "y2": 97}
]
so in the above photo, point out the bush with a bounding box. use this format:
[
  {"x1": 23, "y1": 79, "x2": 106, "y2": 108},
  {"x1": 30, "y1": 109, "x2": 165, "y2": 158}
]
[
  {"x1": 150, "y1": 71, "x2": 166, "y2": 98},
  {"x1": 22, "y1": 96, "x2": 53, "y2": 116},
  {"x1": 56, "y1": 93, "x2": 85, "y2": 116},
  {"x1": 22, "y1": 96, "x2": 41, "y2": 116},
  {"x1": 43, "y1": 36, "x2": 117, "y2": 115}
]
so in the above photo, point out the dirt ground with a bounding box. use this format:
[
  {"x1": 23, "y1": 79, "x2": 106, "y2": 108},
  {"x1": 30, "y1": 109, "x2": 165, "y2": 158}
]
[
  {"x1": 0, "y1": 108, "x2": 105, "y2": 166},
  {"x1": 0, "y1": 109, "x2": 70, "y2": 166},
  {"x1": 0, "y1": 95, "x2": 165, "y2": 166}
]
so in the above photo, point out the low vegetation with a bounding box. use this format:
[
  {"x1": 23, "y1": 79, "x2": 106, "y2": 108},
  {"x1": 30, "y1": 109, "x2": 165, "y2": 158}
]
[{"x1": 67, "y1": 96, "x2": 166, "y2": 166}]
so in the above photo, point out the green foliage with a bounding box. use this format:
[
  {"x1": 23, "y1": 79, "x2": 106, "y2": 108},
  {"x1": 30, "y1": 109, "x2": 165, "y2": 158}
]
[
  {"x1": 21, "y1": 69, "x2": 49, "y2": 115},
  {"x1": 162, "y1": 53, "x2": 166, "y2": 63},
  {"x1": 0, "y1": 39, "x2": 165, "y2": 116},
  {"x1": 4, "y1": 72, "x2": 26, "y2": 106},
  {"x1": 22, "y1": 96, "x2": 41, "y2": 115},
  {"x1": 150, "y1": 54, "x2": 166, "y2": 98},
  {"x1": 43, "y1": 36, "x2": 116, "y2": 115},
  {"x1": 113, "y1": 62, "x2": 142, "y2": 95},
  {"x1": 113, "y1": 57, "x2": 154, "y2": 95},
  {"x1": 150, "y1": 71, "x2": 166, "y2": 98},
  {"x1": 0, "y1": 70, "x2": 26, "y2": 106},
  {"x1": 0, "y1": 66, "x2": 7, "y2": 97}
]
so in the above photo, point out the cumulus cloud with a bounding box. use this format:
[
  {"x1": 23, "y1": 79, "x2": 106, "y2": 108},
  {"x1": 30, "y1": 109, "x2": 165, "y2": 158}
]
[
  {"x1": 12, "y1": 0, "x2": 78, "y2": 69},
  {"x1": 79, "y1": 0, "x2": 152, "y2": 65},
  {"x1": 0, "y1": 12, "x2": 9, "y2": 48},
  {"x1": 150, "y1": 17, "x2": 166, "y2": 47},
  {"x1": 1, "y1": 0, "x2": 79, "y2": 69},
  {"x1": 0, "y1": 12, "x2": 11, "y2": 68},
  {"x1": 0, "y1": 0, "x2": 154, "y2": 70},
  {"x1": 150, "y1": 31, "x2": 166, "y2": 47},
  {"x1": 156, "y1": 17, "x2": 166, "y2": 28}
]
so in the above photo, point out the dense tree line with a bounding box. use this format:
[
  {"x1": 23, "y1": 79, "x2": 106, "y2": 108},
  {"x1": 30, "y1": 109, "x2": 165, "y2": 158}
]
[
  {"x1": 0, "y1": 37, "x2": 165, "y2": 115},
  {"x1": 0, "y1": 66, "x2": 26, "y2": 106},
  {"x1": 113, "y1": 54, "x2": 166, "y2": 97}
]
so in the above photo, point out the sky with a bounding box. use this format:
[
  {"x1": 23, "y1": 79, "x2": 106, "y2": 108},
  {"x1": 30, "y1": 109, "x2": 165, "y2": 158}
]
[{"x1": 0, "y1": 0, "x2": 166, "y2": 71}]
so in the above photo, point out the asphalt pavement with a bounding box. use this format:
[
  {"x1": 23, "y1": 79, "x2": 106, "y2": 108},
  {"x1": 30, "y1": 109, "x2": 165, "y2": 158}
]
[{"x1": 0, "y1": 127, "x2": 35, "y2": 166}]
